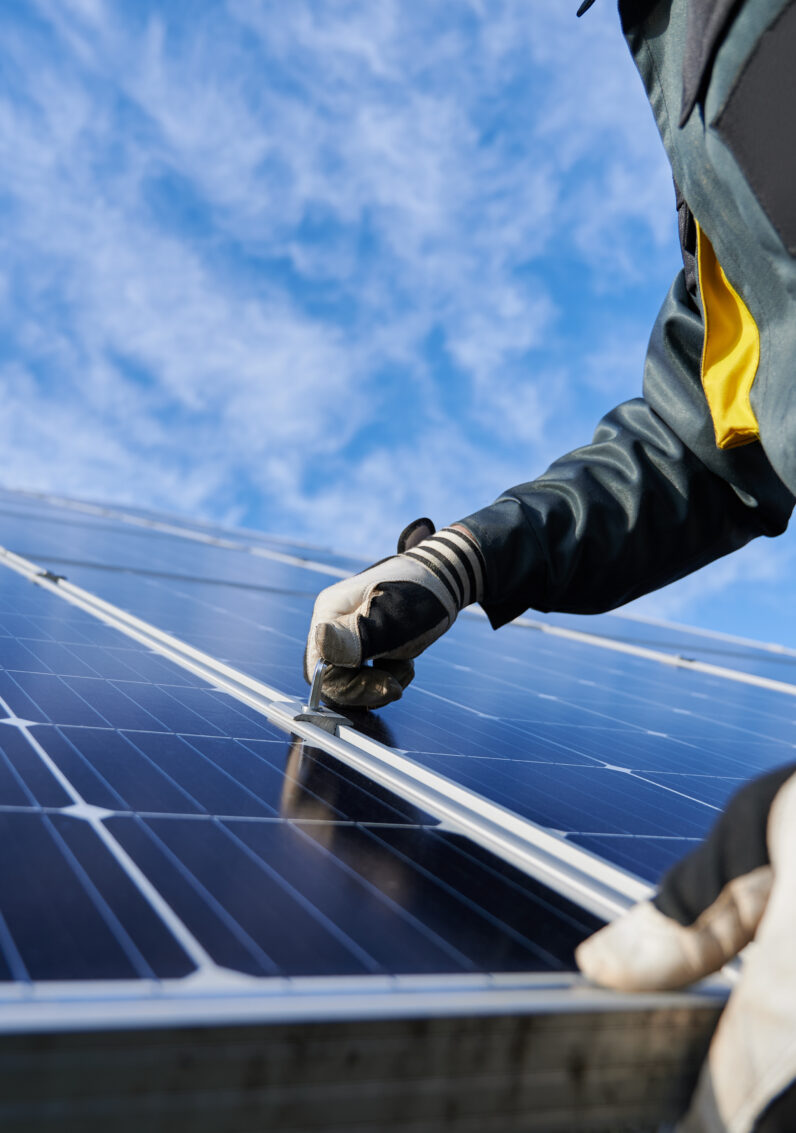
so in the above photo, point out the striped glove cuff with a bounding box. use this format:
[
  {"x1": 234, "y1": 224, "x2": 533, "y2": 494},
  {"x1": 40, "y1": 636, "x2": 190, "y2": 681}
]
[{"x1": 401, "y1": 525, "x2": 486, "y2": 617}]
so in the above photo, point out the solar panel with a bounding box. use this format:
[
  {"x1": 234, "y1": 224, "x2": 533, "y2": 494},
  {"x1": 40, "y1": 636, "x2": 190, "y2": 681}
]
[
  {"x1": 0, "y1": 489, "x2": 365, "y2": 573},
  {"x1": 0, "y1": 562, "x2": 608, "y2": 987},
  {"x1": 10, "y1": 488, "x2": 796, "y2": 686},
  {"x1": 521, "y1": 607, "x2": 796, "y2": 685},
  {"x1": 0, "y1": 492, "x2": 747, "y2": 1128},
  {"x1": 13, "y1": 526, "x2": 794, "y2": 885}
]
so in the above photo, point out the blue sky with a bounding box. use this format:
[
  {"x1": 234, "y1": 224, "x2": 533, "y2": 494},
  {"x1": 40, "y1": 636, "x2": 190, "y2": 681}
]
[{"x1": 1, "y1": 0, "x2": 794, "y2": 647}]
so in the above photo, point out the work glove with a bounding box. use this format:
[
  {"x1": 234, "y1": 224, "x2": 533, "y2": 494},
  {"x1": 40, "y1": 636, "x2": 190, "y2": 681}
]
[
  {"x1": 576, "y1": 763, "x2": 796, "y2": 1133},
  {"x1": 303, "y1": 518, "x2": 486, "y2": 709}
]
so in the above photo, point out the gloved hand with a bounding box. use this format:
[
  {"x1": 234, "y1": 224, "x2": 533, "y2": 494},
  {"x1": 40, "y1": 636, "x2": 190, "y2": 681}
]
[
  {"x1": 576, "y1": 763, "x2": 796, "y2": 1132},
  {"x1": 303, "y1": 518, "x2": 486, "y2": 709}
]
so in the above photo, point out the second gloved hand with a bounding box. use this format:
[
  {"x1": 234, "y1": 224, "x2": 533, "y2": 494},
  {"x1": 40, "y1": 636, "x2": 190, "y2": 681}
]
[
  {"x1": 575, "y1": 764, "x2": 796, "y2": 991},
  {"x1": 304, "y1": 519, "x2": 486, "y2": 709},
  {"x1": 574, "y1": 764, "x2": 796, "y2": 1132}
]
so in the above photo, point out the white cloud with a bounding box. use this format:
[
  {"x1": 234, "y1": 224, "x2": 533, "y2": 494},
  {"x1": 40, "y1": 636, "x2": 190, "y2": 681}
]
[{"x1": 0, "y1": 0, "x2": 699, "y2": 566}]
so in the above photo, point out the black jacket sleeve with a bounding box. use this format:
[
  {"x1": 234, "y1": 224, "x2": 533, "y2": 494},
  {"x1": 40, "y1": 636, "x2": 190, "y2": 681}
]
[{"x1": 459, "y1": 269, "x2": 794, "y2": 629}]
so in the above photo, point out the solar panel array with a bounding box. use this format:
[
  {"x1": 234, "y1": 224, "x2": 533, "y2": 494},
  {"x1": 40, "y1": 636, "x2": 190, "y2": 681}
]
[
  {"x1": 3, "y1": 489, "x2": 793, "y2": 892},
  {"x1": 0, "y1": 490, "x2": 790, "y2": 975},
  {"x1": 5, "y1": 487, "x2": 781, "y2": 1126}
]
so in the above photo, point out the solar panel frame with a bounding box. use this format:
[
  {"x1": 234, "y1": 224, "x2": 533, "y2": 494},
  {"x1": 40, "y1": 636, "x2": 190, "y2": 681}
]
[{"x1": 0, "y1": 991, "x2": 724, "y2": 1133}]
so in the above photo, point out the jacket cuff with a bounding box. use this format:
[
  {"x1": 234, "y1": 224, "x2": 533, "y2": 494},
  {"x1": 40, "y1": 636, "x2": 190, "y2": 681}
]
[
  {"x1": 456, "y1": 497, "x2": 551, "y2": 629},
  {"x1": 405, "y1": 526, "x2": 487, "y2": 611}
]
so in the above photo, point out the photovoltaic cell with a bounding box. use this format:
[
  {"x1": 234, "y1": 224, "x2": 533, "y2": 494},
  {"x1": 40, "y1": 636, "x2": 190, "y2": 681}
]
[
  {"x1": 0, "y1": 725, "x2": 71, "y2": 807},
  {"x1": 0, "y1": 812, "x2": 194, "y2": 981}
]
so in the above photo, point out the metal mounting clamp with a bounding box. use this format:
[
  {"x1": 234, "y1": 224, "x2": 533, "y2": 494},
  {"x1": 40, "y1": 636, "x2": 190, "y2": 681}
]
[{"x1": 293, "y1": 659, "x2": 348, "y2": 735}]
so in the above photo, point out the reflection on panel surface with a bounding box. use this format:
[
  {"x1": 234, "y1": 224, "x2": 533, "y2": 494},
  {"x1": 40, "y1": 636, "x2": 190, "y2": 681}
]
[{"x1": 107, "y1": 817, "x2": 600, "y2": 978}]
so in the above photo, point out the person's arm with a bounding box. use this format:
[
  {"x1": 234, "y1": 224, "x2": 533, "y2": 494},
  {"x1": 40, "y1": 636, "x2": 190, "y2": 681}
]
[
  {"x1": 305, "y1": 268, "x2": 794, "y2": 708},
  {"x1": 460, "y1": 268, "x2": 794, "y2": 629}
]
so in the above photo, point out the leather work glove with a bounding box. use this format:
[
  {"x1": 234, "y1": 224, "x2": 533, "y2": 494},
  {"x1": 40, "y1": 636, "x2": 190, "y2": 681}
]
[
  {"x1": 304, "y1": 519, "x2": 486, "y2": 709},
  {"x1": 576, "y1": 764, "x2": 796, "y2": 1132}
]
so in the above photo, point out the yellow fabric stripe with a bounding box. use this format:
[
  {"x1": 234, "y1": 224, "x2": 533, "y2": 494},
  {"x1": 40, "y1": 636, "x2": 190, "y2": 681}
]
[{"x1": 696, "y1": 221, "x2": 760, "y2": 450}]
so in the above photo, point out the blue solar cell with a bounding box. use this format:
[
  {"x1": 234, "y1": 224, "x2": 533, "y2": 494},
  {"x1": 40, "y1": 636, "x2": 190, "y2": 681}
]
[
  {"x1": 23, "y1": 727, "x2": 129, "y2": 812},
  {"x1": 45, "y1": 727, "x2": 213, "y2": 814},
  {"x1": 0, "y1": 813, "x2": 194, "y2": 981},
  {"x1": 0, "y1": 731, "x2": 42, "y2": 807},
  {"x1": 566, "y1": 834, "x2": 702, "y2": 884},
  {"x1": 106, "y1": 816, "x2": 600, "y2": 977},
  {"x1": 0, "y1": 725, "x2": 71, "y2": 807},
  {"x1": 405, "y1": 754, "x2": 719, "y2": 839}
]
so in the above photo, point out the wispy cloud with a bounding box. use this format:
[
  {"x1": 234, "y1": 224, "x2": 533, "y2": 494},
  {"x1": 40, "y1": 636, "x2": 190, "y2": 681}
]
[{"x1": 4, "y1": 0, "x2": 791, "y2": 645}]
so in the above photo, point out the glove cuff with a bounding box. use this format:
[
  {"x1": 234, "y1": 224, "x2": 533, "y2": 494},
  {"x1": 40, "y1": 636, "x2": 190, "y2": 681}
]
[{"x1": 402, "y1": 525, "x2": 486, "y2": 612}]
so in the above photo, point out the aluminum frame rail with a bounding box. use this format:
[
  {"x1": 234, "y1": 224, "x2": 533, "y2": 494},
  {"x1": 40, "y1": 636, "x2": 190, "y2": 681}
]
[{"x1": 0, "y1": 994, "x2": 721, "y2": 1133}]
